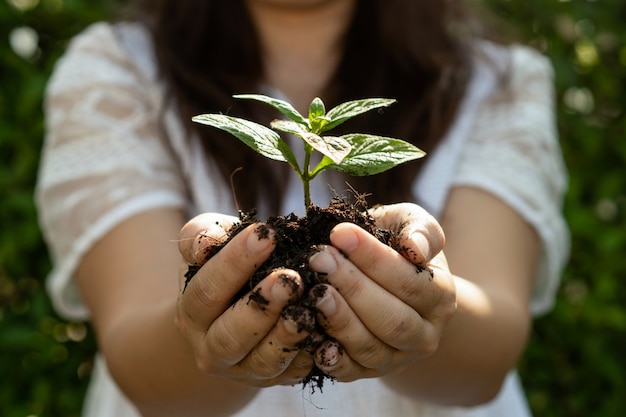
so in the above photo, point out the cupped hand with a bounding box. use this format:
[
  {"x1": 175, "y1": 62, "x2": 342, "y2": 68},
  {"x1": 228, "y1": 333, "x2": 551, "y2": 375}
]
[
  {"x1": 176, "y1": 213, "x2": 315, "y2": 386},
  {"x1": 308, "y1": 203, "x2": 456, "y2": 381}
]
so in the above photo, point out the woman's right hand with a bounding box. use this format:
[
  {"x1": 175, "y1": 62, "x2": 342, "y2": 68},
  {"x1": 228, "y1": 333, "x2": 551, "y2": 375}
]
[{"x1": 176, "y1": 213, "x2": 315, "y2": 386}]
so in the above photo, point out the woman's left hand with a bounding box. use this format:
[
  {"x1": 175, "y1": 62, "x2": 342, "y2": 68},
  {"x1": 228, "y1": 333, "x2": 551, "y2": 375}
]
[{"x1": 308, "y1": 203, "x2": 456, "y2": 381}]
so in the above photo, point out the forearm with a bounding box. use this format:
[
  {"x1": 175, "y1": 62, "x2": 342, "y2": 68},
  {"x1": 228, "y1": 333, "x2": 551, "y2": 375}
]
[
  {"x1": 382, "y1": 276, "x2": 530, "y2": 406},
  {"x1": 101, "y1": 298, "x2": 260, "y2": 417}
]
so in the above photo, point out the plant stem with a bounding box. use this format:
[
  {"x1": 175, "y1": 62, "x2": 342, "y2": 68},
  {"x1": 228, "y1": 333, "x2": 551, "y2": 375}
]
[{"x1": 303, "y1": 147, "x2": 312, "y2": 207}]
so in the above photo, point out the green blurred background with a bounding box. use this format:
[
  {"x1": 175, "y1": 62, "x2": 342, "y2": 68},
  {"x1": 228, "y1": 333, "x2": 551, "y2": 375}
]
[{"x1": 1, "y1": 0, "x2": 624, "y2": 416}]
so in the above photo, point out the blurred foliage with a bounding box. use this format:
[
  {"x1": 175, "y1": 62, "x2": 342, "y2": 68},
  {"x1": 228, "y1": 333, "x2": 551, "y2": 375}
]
[
  {"x1": 1, "y1": 1, "x2": 118, "y2": 416},
  {"x1": 483, "y1": 1, "x2": 626, "y2": 416},
  {"x1": 0, "y1": 0, "x2": 624, "y2": 416}
]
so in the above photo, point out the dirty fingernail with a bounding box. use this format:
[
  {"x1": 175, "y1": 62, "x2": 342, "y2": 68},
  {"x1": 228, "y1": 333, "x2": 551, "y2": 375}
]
[
  {"x1": 321, "y1": 353, "x2": 338, "y2": 367},
  {"x1": 283, "y1": 318, "x2": 301, "y2": 334},
  {"x1": 247, "y1": 224, "x2": 273, "y2": 254},
  {"x1": 309, "y1": 249, "x2": 337, "y2": 274},
  {"x1": 191, "y1": 230, "x2": 211, "y2": 265},
  {"x1": 271, "y1": 272, "x2": 299, "y2": 302},
  {"x1": 317, "y1": 341, "x2": 339, "y2": 367},
  {"x1": 282, "y1": 306, "x2": 314, "y2": 335}
]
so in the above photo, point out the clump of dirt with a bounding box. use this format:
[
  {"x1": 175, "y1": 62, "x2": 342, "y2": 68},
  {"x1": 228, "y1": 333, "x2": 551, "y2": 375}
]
[{"x1": 184, "y1": 196, "x2": 396, "y2": 391}]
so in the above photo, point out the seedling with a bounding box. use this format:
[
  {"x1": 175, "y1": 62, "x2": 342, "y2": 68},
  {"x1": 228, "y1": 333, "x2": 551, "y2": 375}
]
[
  {"x1": 193, "y1": 94, "x2": 425, "y2": 208},
  {"x1": 191, "y1": 95, "x2": 427, "y2": 389}
]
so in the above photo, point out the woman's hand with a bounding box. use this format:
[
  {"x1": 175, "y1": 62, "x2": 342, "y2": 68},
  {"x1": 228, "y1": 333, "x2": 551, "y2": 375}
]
[
  {"x1": 176, "y1": 213, "x2": 315, "y2": 386},
  {"x1": 307, "y1": 203, "x2": 456, "y2": 381}
]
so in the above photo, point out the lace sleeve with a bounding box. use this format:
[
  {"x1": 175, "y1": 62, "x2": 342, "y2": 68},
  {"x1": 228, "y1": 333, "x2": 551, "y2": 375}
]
[
  {"x1": 453, "y1": 46, "x2": 570, "y2": 316},
  {"x1": 36, "y1": 23, "x2": 188, "y2": 320}
]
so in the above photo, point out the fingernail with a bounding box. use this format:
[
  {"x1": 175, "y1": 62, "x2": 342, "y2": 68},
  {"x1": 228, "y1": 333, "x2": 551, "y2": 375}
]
[
  {"x1": 247, "y1": 224, "x2": 273, "y2": 254},
  {"x1": 321, "y1": 352, "x2": 338, "y2": 367},
  {"x1": 317, "y1": 341, "x2": 339, "y2": 367},
  {"x1": 331, "y1": 225, "x2": 359, "y2": 253},
  {"x1": 315, "y1": 289, "x2": 336, "y2": 316},
  {"x1": 309, "y1": 249, "x2": 337, "y2": 274},
  {"x1": 282, "y1": 306, "x2": 314, "y2": 334},
  {"x1": 191, "y1": 230, "x2": 211, "y2": 264},
  {"x1": 411, "y1": 232, "x2": 430, "y2": 261},
  {"x1": 271, "y1": 272, "x2": 299, "y2": 302},
  {"x1": 283, "y1": 317, "x2": 300, "y2": 334},
  {"x1": 191, "y1": 223, "x2": 226, "y2": 264}
]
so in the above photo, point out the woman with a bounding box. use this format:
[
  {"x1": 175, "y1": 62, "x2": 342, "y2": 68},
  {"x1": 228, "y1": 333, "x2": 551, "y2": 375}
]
[{"x1": 36, "y1": 0, "x2": 569, "y2": 416}]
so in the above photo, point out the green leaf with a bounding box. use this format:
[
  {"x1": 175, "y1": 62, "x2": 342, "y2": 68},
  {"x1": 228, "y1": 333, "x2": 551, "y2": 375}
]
[
  {"x1": 308, "y1": 97, "x2": 329, "y2": 133},
  {"x1": 270, "y1": 119, "x2": 305, "y2": 136},
  {"x1": 310, "y1": 116, "x2": 331, "y2": 134},
  {"x1": 234, "y1": 94, "x2": 309, "y2": 127},
  {"x1": 303, "y1": 134, "x2": 352, "y2": 164},
  {"x1": 323, "y1": 98, "x2": 397, "y2": 132},
  {"x1": 192, "y1": 114, "x2": 299, "y2": 170},
  {"x1": 333, "y1": 133, "x2": 425, "y2": 176},
  {"x1": 271, "y1": 119, "x2": 352, "y2": 164},
  {"x1": 308, "y1": 97, "x2": 326, "y2": 120}
]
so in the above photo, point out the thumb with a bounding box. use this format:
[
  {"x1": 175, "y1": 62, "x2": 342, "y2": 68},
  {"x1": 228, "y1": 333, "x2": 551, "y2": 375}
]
[
  {"x1": 178, "y1": 212, "x2": 240, "y2": 265},
  {"x1": 369, "y1": 203, "x2": 445, "y2": 263}
]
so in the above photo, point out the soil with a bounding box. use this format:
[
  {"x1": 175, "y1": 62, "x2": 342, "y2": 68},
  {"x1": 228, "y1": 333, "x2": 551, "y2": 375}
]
[{"x1": 183, "y1": 196, "x2": 396, "y2": 391}]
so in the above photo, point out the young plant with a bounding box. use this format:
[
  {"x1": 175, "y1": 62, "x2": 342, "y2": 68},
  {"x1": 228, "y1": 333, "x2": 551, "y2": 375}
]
[{"x1": 192, "y1": 94, "x2": 425, "y2": 208}]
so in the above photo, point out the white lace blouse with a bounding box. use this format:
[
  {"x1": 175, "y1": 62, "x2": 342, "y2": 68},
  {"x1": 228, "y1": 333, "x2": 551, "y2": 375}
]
[{"x1": 36, "y1": 22, "x2": 569, "y2": 417}]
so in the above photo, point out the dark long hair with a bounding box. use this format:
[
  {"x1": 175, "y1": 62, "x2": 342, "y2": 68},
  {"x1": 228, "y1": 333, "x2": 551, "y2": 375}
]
[{"x1": 124, "y1": 0, "x2": 493, "y2": 213}]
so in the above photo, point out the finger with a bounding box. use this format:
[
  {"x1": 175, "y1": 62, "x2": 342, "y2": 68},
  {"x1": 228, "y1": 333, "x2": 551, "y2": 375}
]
[
  {"x1": 326, "y1": 223, "x2": 456, "y2": 323},
  {"x1": 310, "y1": 284, "x2": 401, "y2": 367},
  {"x1": 281, "y1": 350, "x2": 316, "y2": 385},
  {"x1": 191, "y1": 268, "x2": 306, "y2": 374},
  {"x1": 314, "y1": 339, "x2": 378, "y2": 382},
  {"x1": 327, "y1": 222, "x2": 426, "y2": 300},
  {"x1": 421, "y1": 251, "x2": 457, "y2": 324},
  {"x1": 235, "y1": 305, "x2": 316, "y2": 382},
  {"x1": 177, "y1": 223, "x2": 275, "y2": 332},
  {"x1": 239, "y1": 349, "x2": 315, "y2": 388},
  {"x1": 178, "y1": 212, "x2": 241, "y2": 265},
  {"x1": 369, "y1": 203, "x2": 445, "y2": 263},
  {"x1": 310, "y1": 246, "x2": 437, "y2": 352}
]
